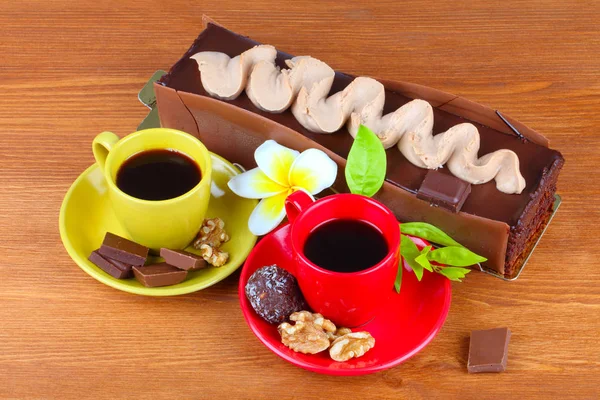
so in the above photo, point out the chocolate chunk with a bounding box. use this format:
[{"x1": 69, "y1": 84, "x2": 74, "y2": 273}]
[
  {"x1": 98, "y1": 232, "x2": 149, "y2": 266},
  {"x1": 160, "y1": 248, "x2": 207, "y2": 271},
  {"x1": 468, "y1": 327, "x2": 511, "y2": 373},
  {"x1": 133, "y1": 263, "x2": 188, "y2": 287},
  {"x1": 245, "y1": 265, "x2": 307, "y2": 324},
  {"x1": 417, "y1": 170, "x2": 472, "y2": 212},
  {"x1": 88, "y1": 250, "x2": 133, "y2": 279}
]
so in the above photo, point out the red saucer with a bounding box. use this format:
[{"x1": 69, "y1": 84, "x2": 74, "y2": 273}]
[{"x1": 238, "y1": 224, "x2": 452, "y2": 376}]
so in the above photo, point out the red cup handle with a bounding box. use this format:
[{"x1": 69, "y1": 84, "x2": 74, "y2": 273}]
[{"x1": 285, "y1": 190, "x2": 314, "y2": 224}]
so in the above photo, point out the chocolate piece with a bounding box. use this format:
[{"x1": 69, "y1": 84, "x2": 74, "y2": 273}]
[
  {"x1": 88, "y1": 250, "x2": 133, "y2": 279},
  {"x1": 133, "y1": 263, "x2": 188, "y2": 287},
  {"x1": 245, "y1": 265, "x2": 307, "y2": 324},
  {"x1": 155, "y1": 21, "x2": 565, "y2": 277},
  {"x1": 417, "y1": 170, "x2": 472, "y2": 212},
  {"x1": 468, "y1": 327, "x2": 511, "y2": 373},
  {"x1": 98, "y1": 232, "x2": 148, "y2": 266},
  {"x1": 160, "y1": 248, "x2": 207, "y2": 271}
]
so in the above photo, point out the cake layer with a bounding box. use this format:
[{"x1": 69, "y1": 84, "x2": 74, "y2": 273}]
[
  {"x1": 505, "y1": 156, "x2": 563, "y2": 276},
  {"x1": 155, "y1": 21, "x2": 564, "y2": 276}
]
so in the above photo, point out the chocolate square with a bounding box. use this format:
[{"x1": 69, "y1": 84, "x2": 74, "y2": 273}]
[
  {"x1": 133, "y1": 263, "x2": 188, "y2": 287},
  {"x1": 88, "y1": 250, "x2": 133, "y2": 279},
  {"x1": 160, "y1": 248, "x2": 207, "y2": 271},
  {"x1": 98, "y1": 232, "x2": 149, "y2": 266},
  {"x1": 417, "y1": 169, "x2": 472, "y2": 212},
  {"x1": 468, "y1": 327, "x2": 511, "y2": 373}
]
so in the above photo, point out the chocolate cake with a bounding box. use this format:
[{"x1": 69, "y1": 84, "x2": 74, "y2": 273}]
[{"x1": 154, "y1": 18, "x2": 564, "y2": 278}]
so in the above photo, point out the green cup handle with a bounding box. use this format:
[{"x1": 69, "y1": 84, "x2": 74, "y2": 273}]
[{"x1": 92, "y1": 131, "x2": 120, "y2": 171}]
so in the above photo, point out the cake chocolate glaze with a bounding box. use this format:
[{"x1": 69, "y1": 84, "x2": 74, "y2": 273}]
[{"x1": 155, "y1": 20, "x2": 564, "y2": 277}]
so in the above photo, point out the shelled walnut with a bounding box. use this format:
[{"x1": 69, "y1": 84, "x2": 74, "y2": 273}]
[
  {"x1": 194, "y1": 218, "x2": 230, "y2": 248},
  {"x1": 193, "y1": 218, "x2": 230, "y2": 267},
  {"x1": 278, "y1": 311, "x2": 336, "y2": 354},
  {"x1": 198, "y1": 244, "x2": 229, "y2": 267},
  {"x1": 329, "y1": 332, "x2": 375, "y2": 362}
]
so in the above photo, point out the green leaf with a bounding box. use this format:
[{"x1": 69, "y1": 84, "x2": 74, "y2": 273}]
[
  {"x1": 400, "y1": 222, "x2": 464, "y2": 248},
  {"x1": 438, "y1": 267, "x2": 472, "y2": 282},
  {"x1": 415, "y1": 245, "x2": 433, "y2": 272},
  {"x1": 400, "y1": 235, "x2": 420, "y2": 264},
  {"x1": 400, "y1": 235, "x2": 424, "y2": 281},
  {"x1": 345, "y1": 125, "x2": 387, "y2": 197},
  {"x1": 394, "y1": 259, "x2": 403, "y2": 294},
  {"x1": 412, "y1": 263, "x2": 424, "y2": 281},
  {"x1": 428, "y1": 246, "x2": 487, "y2": 267}
]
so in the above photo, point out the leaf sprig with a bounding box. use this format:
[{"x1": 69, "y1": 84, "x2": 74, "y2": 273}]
[{"x1": 394, "y1": 222, "x2": 488, "y2": 293}]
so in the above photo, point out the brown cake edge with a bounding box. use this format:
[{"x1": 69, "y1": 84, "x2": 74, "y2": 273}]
[{"x1": 504, "y1": 157, "x2": 564, "y2": 277}]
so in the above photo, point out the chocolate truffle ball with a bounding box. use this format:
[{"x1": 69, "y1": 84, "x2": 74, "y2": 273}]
[{"x1": 245, "y1": 265, "x2": 307, "y2": 324}]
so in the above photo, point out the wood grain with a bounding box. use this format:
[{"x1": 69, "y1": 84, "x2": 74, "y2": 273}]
[{"x1": 1, "y1": 0, "x2": 599, "y2": 398}]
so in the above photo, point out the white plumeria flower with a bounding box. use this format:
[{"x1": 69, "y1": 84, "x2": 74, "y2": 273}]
[{"x1": 228, "y1": 140, "x2": 338, "y2": 235}]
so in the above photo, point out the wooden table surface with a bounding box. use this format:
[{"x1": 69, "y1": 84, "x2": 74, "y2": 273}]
[{"x1": 1, "y1": 1, "x2": 598, "y2": 398}]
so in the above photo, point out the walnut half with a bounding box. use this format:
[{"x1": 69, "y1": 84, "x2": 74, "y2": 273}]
[
  {"x1": 193, "y1": 218, "x2": 230, "y2": 267},
  {"x1": 278, "y1": 311, "x2": 336, "y2": 354},
  {"x1": 329, "y1": 332, "x2": 375, "y2": 362},
  {"x1": 198, "y1": 244, "x2": 229, "y2": 267},
  {"x1": 194, "y1": 218, "x2": 230, "y2": 249}
]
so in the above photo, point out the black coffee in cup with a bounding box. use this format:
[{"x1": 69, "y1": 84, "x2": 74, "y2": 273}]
[
  {"x1": 116, "y1": 149, "x2": 201, "y2": 201},
  {"x1": 303, "y1": 219, "x2": 388, "y2": 273}
]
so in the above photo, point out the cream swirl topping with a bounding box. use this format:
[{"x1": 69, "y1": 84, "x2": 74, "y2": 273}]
[{"x1": 191, "y1": 45, "x2": 526, "y2": 194}]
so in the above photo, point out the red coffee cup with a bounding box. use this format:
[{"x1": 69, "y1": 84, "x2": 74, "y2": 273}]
[{"x1": 285, "y1": 190, "x2": 401, "y2": 327}]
